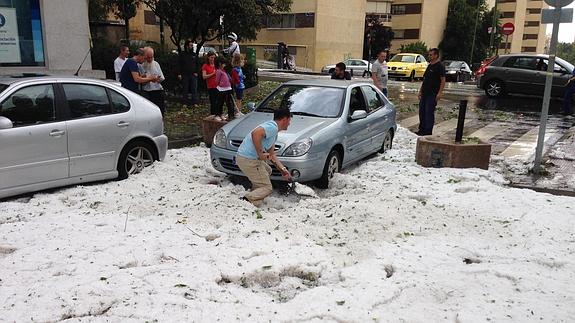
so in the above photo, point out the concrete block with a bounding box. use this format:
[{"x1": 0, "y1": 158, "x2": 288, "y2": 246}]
[{"x1": 415, "y1": 136, "x2": 492, "y2": 170}]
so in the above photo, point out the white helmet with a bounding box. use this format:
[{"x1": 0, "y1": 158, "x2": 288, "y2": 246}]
[{"x1": 227, "y1": 32, "x2": 237, "y2": 41}]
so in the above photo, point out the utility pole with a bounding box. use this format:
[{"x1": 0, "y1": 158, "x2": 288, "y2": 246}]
[
  {"x1": 470, "y1": 0, "x2": 482, "y2": 65},
  {"x1": 488, "y1": 0, "x2": 498, "y2": 56},
  {"x1": 533, "y1": 0, "x2": 574, "y2": 173}
]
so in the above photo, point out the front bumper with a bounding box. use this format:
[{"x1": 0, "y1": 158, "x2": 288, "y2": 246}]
[
  {"x1": 153, "y1": 134, "x2": 168, "y2": 161},
  {"x1": 388, "y1": 70, "x2": 410, "y2": 77},
  {"x1": 210, "y1": 145, "x2": 326, "y2": 182}
]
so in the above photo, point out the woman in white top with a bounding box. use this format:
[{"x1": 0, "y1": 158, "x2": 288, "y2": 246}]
[{"x1": 139, "y1": 47, "x2": 166, "y2": 115}]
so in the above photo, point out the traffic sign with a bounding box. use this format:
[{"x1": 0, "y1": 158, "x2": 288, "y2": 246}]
[
  {"x1": 501, "y1": 22, "x2": 515, "y2": 35},
  {"x1": 544, "y1": 0, "x2": 573, "y2": 8}
]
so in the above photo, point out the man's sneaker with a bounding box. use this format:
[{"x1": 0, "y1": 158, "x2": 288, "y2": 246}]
[
  {"x1": 220, "y1": 115, "x2": 228, "y2": 121},
  {"x1": 214, "y1": 115, "x2": 223, "y2": 121}
]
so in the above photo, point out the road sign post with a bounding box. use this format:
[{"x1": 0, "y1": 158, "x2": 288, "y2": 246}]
[
  {"x1": 501, "y1": 22, "x2": 515, "y2": 54},
  {"x1": 533, "y1": 0, "x2": 574, "y2": 174}
]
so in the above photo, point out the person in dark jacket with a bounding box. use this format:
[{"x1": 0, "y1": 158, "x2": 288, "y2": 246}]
[
  {"x1": 178, "y1": 40, "x2": 200, "y2": 104},
  {"x1": 331, "y1": 62, "x2": 352, "y2": 80}
]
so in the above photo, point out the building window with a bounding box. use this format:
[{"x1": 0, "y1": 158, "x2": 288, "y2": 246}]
[
  {"x1": 144, "y1": 10, "x2": 160, "y2": 25},
  {"x1": 527, "y1": 8, "x2": 541, "y2": 14},
  {"x1": 0, "y1": 0, "x2": 45, "y2": 67},
  {"x1": 525, "y1": 21, "x2": 540, "y2": 27},
  {"x1": 267, "y1": 14, "x2": 295, "y2": 29},
  {"x1": 522, "y1": 47, "x2": 537, "y2": 52},
  {"x1": 367, "y1": 13, "x2": 392, "y2": 23},
  {"x1": 393, "y1": 29, "x2": 419, "y2": 39},
  {"x1": 391, "y1": 4, "x2": 421, "y2": 15},
  {"x1": 523, "y1": 34, "x2": 538, "y2": 40},
  {"x1": 501, "y1": 12, "x2": 515, "y2": 18},
  {"x1": 295, "y1": 13, "x2": 314, "y2": 28}
]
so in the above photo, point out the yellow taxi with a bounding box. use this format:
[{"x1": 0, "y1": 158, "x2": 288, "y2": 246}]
[{"x1": 387, "y1": 53, "x2": 428, "y2": 81}]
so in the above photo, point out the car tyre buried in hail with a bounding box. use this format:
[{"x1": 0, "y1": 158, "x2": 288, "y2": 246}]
[
  {"x1": 117, "y1": 140, "x2": 156, "y2": 180},
  {"x1": 485, "y1": 79, "x2": 505, "y2": 98},
  {"x1": 316, "y1": 149, "x2": 341, "y2": 189},
  {"x1": 379, "y1": 130, "x2": 394, "y2": 153}
]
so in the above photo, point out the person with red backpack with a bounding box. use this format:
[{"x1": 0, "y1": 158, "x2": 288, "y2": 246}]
[{"x1": 231, "y1": 53, "x2": 246, "y2": 117}]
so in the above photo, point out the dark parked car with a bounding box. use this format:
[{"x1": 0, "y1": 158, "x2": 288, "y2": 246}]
[
  {"x1": 443, "y1": 60, "x2": 472, "y2": 82},
  {"x1": 477, "y1": 54, "x2": 574, "y2": 98}
]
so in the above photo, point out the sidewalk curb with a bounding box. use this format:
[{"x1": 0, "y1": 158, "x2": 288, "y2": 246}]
[
  {"x1": 507, "y1": 183, "x2": 575, "y2": 197},
  {"x1": 259, "y1": 69, "x2": 324, "y2": 76}
]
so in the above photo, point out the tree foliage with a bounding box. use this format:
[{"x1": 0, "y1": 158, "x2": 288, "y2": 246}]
[
  {"x1": 557, "y1": 42, "x2": 575, "y2": 65},
  {"x1": 399, "y1": 41, "x2": 429, "y2": 55},
  {"x1": 140, "y1": 0, "x2": 292, "y2": 54},
  {"x1": 363, "y1": 17, "x2": 394, "y2": 60},
  {"x1": 439, "y1": 0, "x2": 499, "y2": 65}
]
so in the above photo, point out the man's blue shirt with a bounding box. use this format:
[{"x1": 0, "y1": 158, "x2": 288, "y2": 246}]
[
  {"x1": 237, "y1": 120, "x2": 278, "y2": 159},
  {"x1": 119, "y1": 58, "x2": 139, "y2": 92}
]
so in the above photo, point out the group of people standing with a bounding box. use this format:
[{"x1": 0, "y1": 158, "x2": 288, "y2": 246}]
[
  {"x1": 114, "y1": 32, "x2": 245, "y2": 121},
  {"x1": 115, "y1": 45, "x2": 166, "y2": 115}
]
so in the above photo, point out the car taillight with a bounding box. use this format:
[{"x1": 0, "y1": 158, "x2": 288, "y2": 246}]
[{"x1": 476, "y1": 56, "x2": 497, "y2": 76}]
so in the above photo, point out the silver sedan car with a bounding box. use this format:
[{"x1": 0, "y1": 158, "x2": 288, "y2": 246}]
[
  {"x1": 210, "y1": 79, "x2": 396, "y2": 188},
  {"x1": 0, "y1": 76, "x2": 167, "y2": 199},
  {"x1": 322, "y1": 59, "x2": 372, "y2": 76}
]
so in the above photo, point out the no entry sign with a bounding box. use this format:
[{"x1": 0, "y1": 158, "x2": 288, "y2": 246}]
[{"x1": 501, "y1": 22, "x2": 515, "y2": 35}]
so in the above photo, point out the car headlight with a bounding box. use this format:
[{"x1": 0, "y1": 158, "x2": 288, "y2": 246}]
[
  {"x1": 213, "y1": 129, "x2": 227, "y2": 148},
  {"x1": 447, "y1": 70, "x2": 457, "y2": 74},
  {"x1": 283, "y1": 138, "x2": 312, "y2": 157}
]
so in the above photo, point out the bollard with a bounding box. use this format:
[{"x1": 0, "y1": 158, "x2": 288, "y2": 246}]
[{"x1": 455, "y1": 100, "x2": 468, "y2": 143}]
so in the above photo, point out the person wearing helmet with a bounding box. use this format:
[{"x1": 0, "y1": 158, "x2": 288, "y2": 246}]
[{"x1": 223, "y1": 32, "x2": 240, "y2": 56}]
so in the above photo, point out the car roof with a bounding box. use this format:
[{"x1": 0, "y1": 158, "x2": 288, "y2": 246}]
[
  {"x1": 0, "y1": 76, "x2": 118, "y2": 87},
  {"x1": 284, "y1": 79, "x2": 372, "y2": 89}
]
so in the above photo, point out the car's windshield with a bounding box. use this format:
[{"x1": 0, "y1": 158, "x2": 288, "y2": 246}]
[
  {"x1": 390, "y1": 55, "x2": 415, "y2": 63},
  {"x1": 0, "y1": 84, "x2": 7, "y2": 94},
  {"x1": 257, "y1": 85, "x2": 344, "y2": 118},
  {"x1": 446, "y1": 61, "x2": 463, "y2": 68}
]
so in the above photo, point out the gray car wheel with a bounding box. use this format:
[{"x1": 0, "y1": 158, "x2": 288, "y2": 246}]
[
  {"x1": 117, "y1": 140, "x2": 156, "y2": 179},
  {"x1": 316, "y1": 150, "x2": 341, "y2": 189},
  {"x1": 485, "y1": 79, "x2": 505, "y2": 98},
  {"x1": 379, "y1": 130, "x2": 394, "y2": 153}
]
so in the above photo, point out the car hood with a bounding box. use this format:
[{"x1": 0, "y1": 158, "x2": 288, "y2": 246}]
[
  {"x1": 224, "y1": 112, "x2": 338, "y2": 150},
  {"x1": 387, "y1": 61, "x2": 416, "y2": 68}
]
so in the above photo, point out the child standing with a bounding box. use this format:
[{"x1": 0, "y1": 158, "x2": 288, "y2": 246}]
[
  {"x1": 231, "y1": 53, "x2": 246, "y2": 117},
  {"x1": 215, "y1": 59, "x2": 235, "y2": 121}
]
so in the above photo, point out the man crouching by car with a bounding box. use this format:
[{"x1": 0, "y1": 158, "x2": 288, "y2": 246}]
[{"x1": 236, "y1": 108, "x2": 292, "y2": 207}]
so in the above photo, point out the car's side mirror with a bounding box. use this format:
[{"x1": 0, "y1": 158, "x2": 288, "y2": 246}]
[
  {"x1": 0, "y1": 116, "x2": 13, "y2": 129},
  {"x1": 350, "y1": 110, "x2": 367, "y2": 120},
  {"x1": 247, "y1": 102, "x2": 256, "y2": 111}
]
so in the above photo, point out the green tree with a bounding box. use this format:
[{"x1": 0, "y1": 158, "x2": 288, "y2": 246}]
[
  {"x1": 557, "y1": 42, "x2": 575, "y2": 65},
  {"x1": 364, "y1": 18, "x2": 394, "y2": 60},
  {"x1": 439, "y1": 0, "x2": 497, "y2": 65},
  {"x1": 141, "y1": 0, "x2": 292, "y2": 54},
  {"x1": 399, "y1": 41, "x2": 429, "y2": 55}
]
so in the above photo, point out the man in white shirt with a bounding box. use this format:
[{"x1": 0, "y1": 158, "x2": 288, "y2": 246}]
[
  {"x1": 139, "y1": 47, "x2": 166, "y2": 115},
  {"x1": 114, "y1": 45, "x2": 130, "y2": 81},
  {"x1": 371, "y1": 50, "x2": 389, "y2": 97}
]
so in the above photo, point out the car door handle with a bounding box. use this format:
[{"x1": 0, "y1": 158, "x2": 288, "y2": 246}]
[
  {"x1": 49, "y1": 130, "x2": 65, "y2": 137},
  {"x1": 117, "y1": 121, "x2": 130, "y2": 128}
]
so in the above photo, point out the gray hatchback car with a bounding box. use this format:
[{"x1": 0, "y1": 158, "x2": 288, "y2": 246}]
[
  {"x1": 209, "y1": 79, "x2": 397, "y2": 188},
  {"x1": 0, "y1": 76, "x2": 167, "y2": 199},
  {"x1": 478, "y1": 54, "x2": 575, "y2": 98}
]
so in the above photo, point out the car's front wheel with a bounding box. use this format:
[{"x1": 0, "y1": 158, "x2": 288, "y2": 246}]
[
  {"x1": 315, "y1": 149, "x2": 341, "y2": 189},
  {"x1": 485, "y1": 79, "x2": 505, "y2": 98},
  {"x1": 117, "y1": 140, "x2": 156, "y2": 180}
]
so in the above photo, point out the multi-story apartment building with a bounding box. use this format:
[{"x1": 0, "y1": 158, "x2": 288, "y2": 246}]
[
  {"x1": 496, "y1": 0, "x2": 549, "y2": 54},
  {"x1": 387, "y1": 0, "x2": 449, "y2": 52},
  {"x1": 241, "y1": 0, "x2": 367, "y2": 71}
]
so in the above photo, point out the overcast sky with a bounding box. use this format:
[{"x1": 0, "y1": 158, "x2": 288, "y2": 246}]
[{"x1": 548, "y1": 2, "x2": 575, "y2": 43}]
